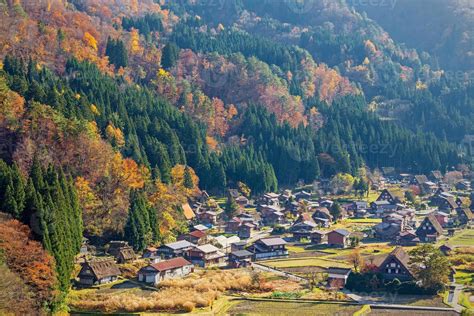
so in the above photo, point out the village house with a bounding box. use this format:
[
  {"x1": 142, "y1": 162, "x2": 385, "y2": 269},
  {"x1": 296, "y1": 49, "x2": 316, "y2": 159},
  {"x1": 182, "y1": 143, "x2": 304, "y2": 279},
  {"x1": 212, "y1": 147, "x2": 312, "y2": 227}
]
[
  {"x1": 310, "y1": 230, "x2": 328, "y2": 245},
  {"x1": 421, "y1": 181, "x2": 438, "y2": 195},
  {"x1": 455, "y1": 180, "x2": 471, "y2": 191},
  {"x1": 259, "y1": 192, "x2": 280, "y2": 206},
  {"x1": 235, "y1": 195, "x2": 249, "y2": 207},
  {"x1": 376, "y1": 247, "x2": 414, "y2": 282},
  {"x1": 312, "y1": 207, "x2": 333, "y2": 227},
  {"x1": 137, "y1": 257, "x2": 194, "y2": 286},
  {"x1": 231, "y1": 240, "x2": 248, "y2": 252},
  {"x1": 327, "y1": 267, "x2": 352, "y2": 289},
  {"x1": 186, "y1": 244, "x2": 226, "y2": 268},
  {"x1": 249, "y1": 237, "x2": 288, "y2": 260},
  {"x1": 411, "y1": 175, "x2": 429, "y2": 187},
  {"x1": 396, "y1": 230, "x2": 419, "y2": 246},
  {"x1": 456, "y1": 208, "x2": 474, "y2": 226},
  {"x1": 181, "y1": 203, "x2": 196, "y2": 221},
  {"x1": 327, "y1": 229, "x2": 351, "y2": 248},
  {"x1": 376, "y1": 189, "x2": 403, "y2": 204},
  {"x1": 260, "y1": 209, "x2": 285, "y2": 226},
  {"x1": 225, "y1": 216, "x2": 257, "y2": 238},
  {"x1": 196, "y1": 210, "x2": 218, "y2": 225},
  {"x1": 115, "y1": 245, "x2": 135, "y2": 264},
  {"x1": 193, "y1": 224, "x2": 209, "y2": 232},
  {"x1": 197, "y1": 191, "x2": 210, "y2": 203},
  {"x1": 319, "y1": 199, "x2": 334, "y2": 208},
  {"x1": 107, "y1": 241, "x2": 130, "y2": 256},
  {"x1": 433, "y1": 211, "x2": 451, "y2": 227},
  {"x1": 212, "y1": 235, "x2": 241, "y2": 252},
  {"x1": 157, "y1": 240, "x2": 196, "y2": 259},
  {"x1": 294, "y1": 190, "x2": 312, "y2": 201},
  {"x1": 228, "y1": 250, "x2": 253, "y2": 268},
  {"x1": 370, "y1": 200, "x2": 398, "y2": 216},
  {"x1": 290, "y1": 213, "x2": 317, "y2": 240},
  {"x1": 416, "y1": 214, "x2": 444, "y2": 242},
  {"x1": 178, "y1": 230, "x2": 208, "y2": 245},
  {"x1": 142, "y1": 247, "x2": 158, "y2": 259},
  {"x1": 456, "y1": 196, "x2": 470, "y2": 208},
  {"x1": 429, "y1": 170, "x2": 443, "y2": 183},
  {"x1": 430, "y1": 192, "x2": 458, "y2": 213},
  {"x1": 77, "y1": 259, "x2": 121, "y2": 286}
]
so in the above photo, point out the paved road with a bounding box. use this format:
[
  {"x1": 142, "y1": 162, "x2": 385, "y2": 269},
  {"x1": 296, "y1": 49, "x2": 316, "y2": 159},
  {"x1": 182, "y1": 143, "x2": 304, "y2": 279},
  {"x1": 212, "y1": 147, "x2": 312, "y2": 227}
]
[{"x1": 448, "y1": 281, "x2": 464, "y2": 313}]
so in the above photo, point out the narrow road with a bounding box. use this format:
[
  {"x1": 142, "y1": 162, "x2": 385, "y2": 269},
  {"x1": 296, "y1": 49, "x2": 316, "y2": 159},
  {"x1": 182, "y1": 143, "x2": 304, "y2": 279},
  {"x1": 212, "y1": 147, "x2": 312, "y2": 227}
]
[
  {"x1": 448, "y1": 280, "x2": 464, "y2": 313},
  {"x1": 251, "y1": 262, "x2": 307, "y2": 282}
]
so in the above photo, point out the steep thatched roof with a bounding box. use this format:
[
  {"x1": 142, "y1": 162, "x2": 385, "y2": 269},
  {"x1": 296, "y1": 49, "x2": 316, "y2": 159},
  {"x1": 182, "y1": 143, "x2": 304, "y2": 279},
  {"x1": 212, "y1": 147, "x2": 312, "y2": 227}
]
[{"x1": 81, "y1": 259, "x2": 121, "y2": 280}]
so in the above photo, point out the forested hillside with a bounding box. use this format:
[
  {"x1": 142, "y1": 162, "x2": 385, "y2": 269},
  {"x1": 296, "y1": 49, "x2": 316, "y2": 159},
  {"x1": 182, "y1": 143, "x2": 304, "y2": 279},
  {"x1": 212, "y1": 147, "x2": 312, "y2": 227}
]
[
  {"x1": 353, "y1": 0, "x2": 474, "y2": 72},
  {"x1": 0, "y1": 0, "x2": 472, "y2": 312}
]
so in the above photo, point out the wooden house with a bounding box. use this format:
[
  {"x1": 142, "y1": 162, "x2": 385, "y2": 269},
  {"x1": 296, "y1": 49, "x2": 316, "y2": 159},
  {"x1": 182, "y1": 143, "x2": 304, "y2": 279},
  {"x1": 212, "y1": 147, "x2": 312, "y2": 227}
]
[
  {"x1": 186, "y1": 244, "x2": 226, "y2": 268},
  {"x1": 327, "y1": 267, "x2": 352, "y2": 289},
  {"x1": 107, "y1": 241, "x2": 130, "y2": 256},
  {"x1": 376, "y1": 189, "x2": 402, "y2": 204},
  {"x1": 137, "y1": 257, "x2": 193, "y2": 285},
  {"x1": 456, "y1": 208, "x2": 474, "y2": 225},
  {"x1": 142, "y1": 247, "x2": 158, "y2": 259},
  {"x1": 178, "y1": 230, "x2": 208, "y2": 245},
  {"x1": 228, "y1": 250, "x2": 253, "y2": 268},
  {"x1": 181, "y1": 203, "x2": 196, "y2": 221},
  {"x1": 310, "y1": 230, "x2": 328, "y2": 245},
  {"x1": 416, "y1": 214, "x2": 444, "y2": 242},
  {"x1": 157, "y1": 240, "x2": 196, "y2": 259},
  {"x1": 77, "y1": 259, "x2": 121, "y2": 286},
  {"x1": 249, "y1": 237, "x2": 288, "y2": 260},
  {"x1": 327, "y1": 229, "x2": 351, "y2": 248},
  {"x1": 115, "y1": 246, "x2": 135, "y2": 264},
  {"x1": 376, "y1": 247, "x2": 414, "y2": 282}
]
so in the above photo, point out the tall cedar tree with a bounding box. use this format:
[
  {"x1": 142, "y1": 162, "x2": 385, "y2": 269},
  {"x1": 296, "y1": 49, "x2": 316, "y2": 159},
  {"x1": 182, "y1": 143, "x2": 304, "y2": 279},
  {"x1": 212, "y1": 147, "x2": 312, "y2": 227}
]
[
  {"x1": 161, "y1": 42, "x2": 179, "y2": 70},
  {"x1": 183, "y1": 165, "x2": 194, "y2": 189},
  {"x1": 124, "y1": 190, "x2": 152, "y2": 251}
]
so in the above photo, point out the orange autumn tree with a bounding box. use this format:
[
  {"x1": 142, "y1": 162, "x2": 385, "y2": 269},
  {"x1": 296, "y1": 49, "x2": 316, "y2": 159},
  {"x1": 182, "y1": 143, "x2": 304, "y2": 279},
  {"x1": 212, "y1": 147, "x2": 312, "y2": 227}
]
[{"x1": 0, "y1": 219, "x2": 59, "y2": 311}]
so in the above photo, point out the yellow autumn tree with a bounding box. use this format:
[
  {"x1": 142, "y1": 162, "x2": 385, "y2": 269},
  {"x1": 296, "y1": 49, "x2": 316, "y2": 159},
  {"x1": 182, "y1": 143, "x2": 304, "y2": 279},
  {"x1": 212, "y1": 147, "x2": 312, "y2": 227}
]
[
  {"x1": 170, "y1": 164, "x2": 200, "y2": 197},
  {"x1": 83, "y1": 32, "x2": 98, "y2": 51},
  {"x1": 129, "y1": 28, "x2": 142, "y2": 55}
]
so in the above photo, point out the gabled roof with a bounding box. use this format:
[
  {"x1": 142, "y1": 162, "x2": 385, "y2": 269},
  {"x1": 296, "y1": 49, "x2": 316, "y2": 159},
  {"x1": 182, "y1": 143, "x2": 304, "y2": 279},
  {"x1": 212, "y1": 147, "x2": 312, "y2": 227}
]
[
  {"x1": 327, "y1": 267, "x2": 352, "y2": 276},
  {"x1": 82, "y1": 259, "x2": 121, "y2": 280},
  {"x1": 193, "y1": 224, "x2": 209, "y2": 231},
  {"x1": 148, "y1": 257, "x2": 192, "y2": 272},
  {"x1": 331, "y1": 229, "x2": 350, "y2": 236},
  {"x1": 423, "y1": 214, "x2": 444, "y2": 234},
  {"x1": 258, "y1": 237, "x2": 286, "y2": 246},
  {"x1": 459, "y1": 208, "x2": 474, "y2": 220},
  {"x1": 196, "y1": 244, "x2": 219, "y2": 253},
  {"x1": 378, "y1": 247, "x2": 413, "y2": 276},
  {"x1": 164, "y1": 240, "x2": 195, "y2": 250},
  {"x1": 188, "y1": 230, "x2": 206, "y2": 239},
  {"x1": 182, "y1": 203, "x2": 195, "y2": 220},
  {"x1": 117, "y1": 247, "x2": 135, "y2": 260},
  {"x1": 414, "y1": 175, "x2": 429, "y2": 184},
  {"x1": 230, "y1": 250, "x2": 253, "y2": 258}
]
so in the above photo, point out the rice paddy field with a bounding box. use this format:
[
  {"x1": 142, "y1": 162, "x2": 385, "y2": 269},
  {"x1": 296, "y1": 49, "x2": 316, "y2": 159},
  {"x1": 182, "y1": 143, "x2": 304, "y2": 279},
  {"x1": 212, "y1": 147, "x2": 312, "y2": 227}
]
[
  {"x1": 447, "y1": 229, "x2": 474, "y2": 246},
  {"x1": 227, "y1": 300, "x2": 360, "y2": 316}
]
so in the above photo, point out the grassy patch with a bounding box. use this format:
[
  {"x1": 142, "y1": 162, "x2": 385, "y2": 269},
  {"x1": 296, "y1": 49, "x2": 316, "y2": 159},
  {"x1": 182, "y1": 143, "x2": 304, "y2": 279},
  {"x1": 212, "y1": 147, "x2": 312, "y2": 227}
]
[
  {"x1": 459, "y1": 291, "x2": 473, "y2": 310},
  {"x1": 286, "y1": 245, "x2": 306, "y2": 253},
  {"x1": 263, "y1": 257, "x2": 351, "y2": 269},
  {"x1": 345, "y1": 218, "x2": 382, "y2": 224},
  {"x1": 455, "y1": 270, "x2": 474, "y2": 285},
  {"x1": 449, "y1": 229, "x2": 474, "y2": 247}
]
